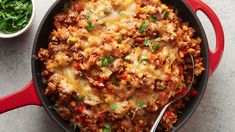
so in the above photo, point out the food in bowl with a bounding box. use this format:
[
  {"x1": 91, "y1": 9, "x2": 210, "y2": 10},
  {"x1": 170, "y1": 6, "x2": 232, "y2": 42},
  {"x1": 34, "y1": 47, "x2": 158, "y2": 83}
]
[
  {"x1": 0, "y1": 0, "x2": 32, "y2": 34},
  {"x1": 37, "y1": 0, "x2": 204, "y2": 131}
]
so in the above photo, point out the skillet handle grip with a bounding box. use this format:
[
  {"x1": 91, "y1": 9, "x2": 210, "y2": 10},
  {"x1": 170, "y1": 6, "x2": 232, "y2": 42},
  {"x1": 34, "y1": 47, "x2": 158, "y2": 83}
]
[
  {"x1": 0, "y1": 80, "x2": 42, "y2": 114},
  {"x1": 185, "y1": 0, "x2": 224, "y2": 76}
]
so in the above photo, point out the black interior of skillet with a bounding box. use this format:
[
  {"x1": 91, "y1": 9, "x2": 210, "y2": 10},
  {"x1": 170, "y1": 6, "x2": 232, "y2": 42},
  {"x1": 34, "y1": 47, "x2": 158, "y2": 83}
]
[{"x1": 32, "y1": 0, "x2": 210, "y2": 131}]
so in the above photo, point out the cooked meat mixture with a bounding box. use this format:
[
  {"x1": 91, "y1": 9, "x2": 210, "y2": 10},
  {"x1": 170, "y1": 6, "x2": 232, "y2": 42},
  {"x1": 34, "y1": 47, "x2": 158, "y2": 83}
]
[{"x1": 37, "y1": 0, "x2": 204, "y2": 131}]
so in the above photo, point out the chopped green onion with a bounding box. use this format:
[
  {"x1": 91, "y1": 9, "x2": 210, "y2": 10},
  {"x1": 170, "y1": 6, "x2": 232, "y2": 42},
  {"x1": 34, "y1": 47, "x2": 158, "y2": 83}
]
[{"x1": 139, "y1": 22, "x2": 148, "y2": 33}]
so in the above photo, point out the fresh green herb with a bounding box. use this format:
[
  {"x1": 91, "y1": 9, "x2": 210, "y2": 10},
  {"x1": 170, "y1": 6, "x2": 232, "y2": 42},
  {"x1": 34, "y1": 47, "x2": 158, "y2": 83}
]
[
  {"x1": 68, "y1": 39, "x2": 75, "y2": 45},
  {"x1": 100, "y1": 55, "x2": 114, "y2": 67},
  {"x1": 151, "y1": 44, "x2": 160, "y2": 51},
  {"x1": 0, "y1": 0, "x2": 32, "y2": 33},
  {"x1": 136, "y1": 101, "x2": 146, "y2": 108},
  {"x1": 139, "y1": 22, "x2": 148, "y2": 33},
  {"x1": 158, "y1": 85, "x2": 166, "y2": 90},
  {"x1": 87, "y1": 20, "x2": 94, "y2": 31},
  {"x1": 102, "y1": 128, "x2": 111, "y2": 132},
  {"x1": 148, "y1": 15, "x2": 157, "y2": 22},
  {"x1": 124, "y1": 55, "x2": 131, "y2": 61},
  {"x1": 110, "y1": 104, "x2": 118, "y2": 110},
  {"x1": 117, "y1": 35, "x2": 124, "y2": 42},
  {"x1": 64, "y1": 2, "x2": 69, "y2": 11},
  {"x1": 140, "y1": 56, "x2": 149, "y2": 64},
  {"x1": 163, "y1": 9, "x2": 171, "y2": 19},
  {"x1": 154, "y1": 38, "x2": 161, "y2": 42},
  {"x1": 77, "y1": 94, "x2": 85, "y2": 102},
  {"x1": 143, "y1": 37, "x2": 151, "y2": 46}
]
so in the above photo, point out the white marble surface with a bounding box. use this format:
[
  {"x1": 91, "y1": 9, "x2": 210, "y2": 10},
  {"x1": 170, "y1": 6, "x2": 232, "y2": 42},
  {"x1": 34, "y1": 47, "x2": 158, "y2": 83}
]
[{"x1": 0, "y1": 0, "x2": 234, "y2": 131}]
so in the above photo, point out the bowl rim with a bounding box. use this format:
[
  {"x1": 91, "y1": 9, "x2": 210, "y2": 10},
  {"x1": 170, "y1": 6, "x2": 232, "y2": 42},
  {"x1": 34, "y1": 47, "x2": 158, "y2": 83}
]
[{"x1": 0, "y1": 0, "x2": 35, "y2": 39}]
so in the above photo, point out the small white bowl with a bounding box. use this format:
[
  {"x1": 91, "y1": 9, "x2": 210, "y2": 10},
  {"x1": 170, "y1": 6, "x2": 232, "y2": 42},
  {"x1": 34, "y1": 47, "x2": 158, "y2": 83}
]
[{"x1": 0, "y1": 0, "x2": 35, "y2": 38}]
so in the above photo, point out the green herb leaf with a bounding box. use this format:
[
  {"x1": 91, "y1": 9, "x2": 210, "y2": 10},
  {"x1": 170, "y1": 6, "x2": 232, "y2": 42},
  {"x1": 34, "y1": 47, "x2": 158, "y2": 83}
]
[
  {"x1": 139, "y1": 22, "x2": 148, "y2": 33},
  {"x1": 158, "y1": 86, "x2": 166, "y2": 90},
  {"x1": 102, "y1": 128, "x2": 111, "y2": 132},
  {"x1": 110, "y1": 104, "x2": 118, "y2": 110},
  {"x1": 0, "y1": 0, "x2": 32, "y2": 33},
  {"x1": 68, "y1": 39, "x2": 75, "y2": 45},
  {"x1": 151, "y1": 44, "x2": 160, "y2": 51},
  {"x1": 148, "y1": 15, "x2": 157, "y2": 22},
  {"x1": 100, "y1": 55, "x2": 114, "y2": 67},
  {"x1": 117, "y1": 35, "x2": 124, "y2": 42},
  {"x1": 136, "y1": 101, "x2": 146, "y2": 108},
  {"x1": 87, "y1": 20, "x2": 94, "y2": 31},
  {"x1": 143, "y1": 37, "x2": 151, "y2": 46},
  {"x1": 154, "y1": 38, "x2": 161, "y2": 42},
  {"x1": 163, "y1": 9, "x2": 171, "y2": 19}
]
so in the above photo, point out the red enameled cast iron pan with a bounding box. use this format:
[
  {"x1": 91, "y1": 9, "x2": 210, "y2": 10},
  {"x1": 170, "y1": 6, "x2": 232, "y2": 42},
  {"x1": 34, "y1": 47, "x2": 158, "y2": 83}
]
[{"x1": 0, "y1": 0, "x2": 224, "y2": 131}]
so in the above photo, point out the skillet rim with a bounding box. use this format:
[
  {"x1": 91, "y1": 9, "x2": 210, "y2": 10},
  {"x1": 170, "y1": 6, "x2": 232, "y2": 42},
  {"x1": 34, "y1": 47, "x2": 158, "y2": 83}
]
[{"x1": 31, "y1": 0, "x2": 210, "y2": 131}]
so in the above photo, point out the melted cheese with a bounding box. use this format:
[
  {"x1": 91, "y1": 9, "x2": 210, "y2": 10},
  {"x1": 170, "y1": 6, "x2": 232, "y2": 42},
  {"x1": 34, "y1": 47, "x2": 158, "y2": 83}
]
[
  {"x1": 103, "y1": 2, "x2": 137, "y2": 26},
  {"x1": 126, "y1": 46, "x2": 179, "y2": 81},
  {"x1": 58, "y1": 67, "x2": 91, "y2": 95}
]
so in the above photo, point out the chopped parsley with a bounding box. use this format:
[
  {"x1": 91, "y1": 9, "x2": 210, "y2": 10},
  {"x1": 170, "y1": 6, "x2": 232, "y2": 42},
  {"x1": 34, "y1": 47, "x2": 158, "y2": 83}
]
[
  {"x1": 151, "y1": 44, "x2": 160, "y2": 51},
  {"x1": 100, "y1": 55, "x2": 114, "y2": 67},
  {"x1": 148, "y1": 15, "x2": 157, "y2": 22},
  {"x1": 117, "y1": 35, "x2": 124, "y2": 42},
  {"x1": 143, "y1": 37, "x2": 151, "y2": 46},
  {"x1": 68, "y1": 39, "x2": 75, "y2": 45},
  {"x1": 158, "y1": 85, "x2": 166, "y2": 90},
  {"x1": 0, "y1": 0, "x2": 32, "y2": 33},
  {"x1": 139, "y1": 22, "x2": 148, "y2": 33},
  {"x1": 110, "y1": 104, "x2": 118, "y2": 110},
  {"x1": 102, "y1": 128, "x2": 111, "y2": 132},
  {"x1": 87, "y1": 20, "x2": 94, "y2": 31},
  {"x1": 136, "y1": 101, "x2": 146, "y2": 108},
  {"x1": 154, "y1": 38, "x2": 161, "y2": 42},
  {"x1": 163, "y1": 9, "x2": 171, "y2": 19}
]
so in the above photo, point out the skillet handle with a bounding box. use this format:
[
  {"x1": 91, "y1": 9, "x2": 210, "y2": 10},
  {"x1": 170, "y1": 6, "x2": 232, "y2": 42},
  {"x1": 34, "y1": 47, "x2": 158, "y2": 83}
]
[
  {"x1": 0, "y1": 80, "x2": 42, "y2": 114},
  {"x1": 185, "y1": 0, "x2": 224, "y2": 76}
]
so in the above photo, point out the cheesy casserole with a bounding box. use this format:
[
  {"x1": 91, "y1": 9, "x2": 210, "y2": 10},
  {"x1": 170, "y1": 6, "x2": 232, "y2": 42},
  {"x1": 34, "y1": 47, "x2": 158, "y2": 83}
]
[{"x1": 37, "y1": 0, "x2": 204, "y2": 131}]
